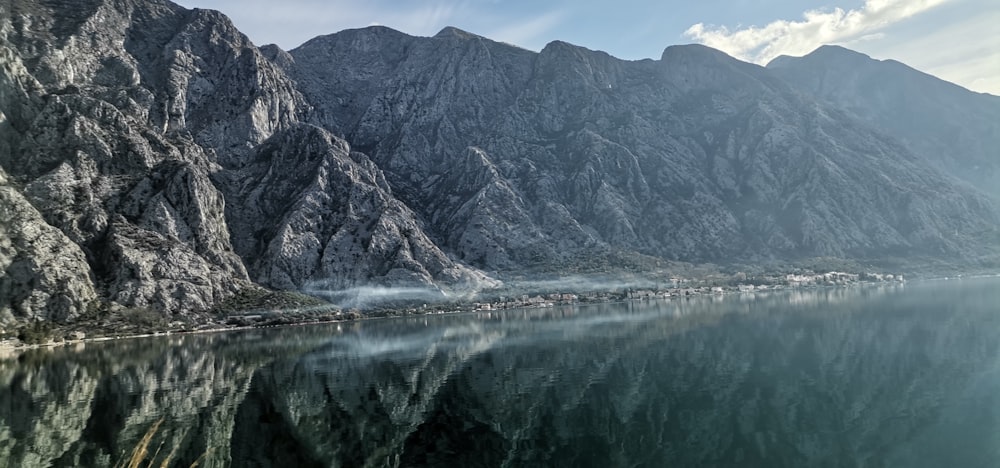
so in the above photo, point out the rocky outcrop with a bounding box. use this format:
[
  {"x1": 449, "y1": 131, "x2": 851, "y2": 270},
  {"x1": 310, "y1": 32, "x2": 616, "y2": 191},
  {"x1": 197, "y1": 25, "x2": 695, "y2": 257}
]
[
  {"x1": 1, "y1": 0, "x2": 241, "y2": 318},
  {"x1": 219, "y1": 124, "x2": 495, "y2": 293},
  {"x1": 0, "y1": 167, "x2": 98, "y2": 324},
  {"x1": 0, "y1": 0, "x2": 313, "y2": 321}
]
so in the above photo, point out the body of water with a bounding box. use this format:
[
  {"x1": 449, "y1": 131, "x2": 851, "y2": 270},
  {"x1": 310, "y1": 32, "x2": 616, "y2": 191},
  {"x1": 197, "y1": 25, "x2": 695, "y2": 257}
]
[{"x1": 2, "y1": 277, "x2": 999, "y2": 467}]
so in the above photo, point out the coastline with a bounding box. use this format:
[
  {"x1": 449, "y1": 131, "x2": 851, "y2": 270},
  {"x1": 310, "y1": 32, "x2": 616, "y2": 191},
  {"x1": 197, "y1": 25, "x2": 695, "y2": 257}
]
[{"x1": 0, "y1": 271, "x2": 933, "y2": 357}]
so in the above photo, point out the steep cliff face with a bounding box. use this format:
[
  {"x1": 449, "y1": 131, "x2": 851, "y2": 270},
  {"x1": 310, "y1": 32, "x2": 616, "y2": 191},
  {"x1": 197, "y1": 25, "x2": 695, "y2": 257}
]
[
  {"x1": 0, "y1": 0, "x2": 493, "y2": 322},
  {"x1": 0, "y1": 167, "x2": 98, "y2": 324},
  {"x1": 1, "y1": 0, "x2": 997, "y2": 324},
  {"x1": 0, "y1": 0, "x2": 262, "y2": 318},
  {"x1": 289, "y1": 27, "x2": 561, "y2": 269},
  {"x1": 218, "y1": 124, "x2": 495, "y2": 292}
]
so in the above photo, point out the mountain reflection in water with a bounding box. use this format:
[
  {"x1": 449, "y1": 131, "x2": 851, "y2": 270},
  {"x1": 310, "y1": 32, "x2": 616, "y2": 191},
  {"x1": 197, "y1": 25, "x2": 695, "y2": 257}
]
[{"x1": 2, "y1": 278, "x2": 1000, "y2": 467}]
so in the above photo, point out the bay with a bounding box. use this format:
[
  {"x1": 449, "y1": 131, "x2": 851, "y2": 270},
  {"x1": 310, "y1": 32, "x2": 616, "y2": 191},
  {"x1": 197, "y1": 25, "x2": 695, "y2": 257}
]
[{"x1": 2, "y1": 277, "x2": 999, "y2": 467}]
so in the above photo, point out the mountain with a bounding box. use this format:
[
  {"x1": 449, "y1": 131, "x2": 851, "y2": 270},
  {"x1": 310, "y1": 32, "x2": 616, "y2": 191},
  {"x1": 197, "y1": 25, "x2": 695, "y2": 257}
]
[
  {"x1": 285, "y1": 28, "x2": 999, "y2": 266},
  {"x1": 1, "y1": 0, "x2": 998, "y2": 326},
  {"x1": 0, "y1": 0, "x2": 487, "y2": 324},
  {"x1": 767, "y1": 45, "x2": 1000, "y2": 199}
]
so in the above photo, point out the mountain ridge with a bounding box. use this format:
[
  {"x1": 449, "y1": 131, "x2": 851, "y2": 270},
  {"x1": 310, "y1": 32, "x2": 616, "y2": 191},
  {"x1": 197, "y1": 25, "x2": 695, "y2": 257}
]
[
  {"x1": 1, "y1": 0, "x2": 997, "y2": 327},
  {"x1": 766, "y1": 44, "x2": 1000, "y2": 199}
]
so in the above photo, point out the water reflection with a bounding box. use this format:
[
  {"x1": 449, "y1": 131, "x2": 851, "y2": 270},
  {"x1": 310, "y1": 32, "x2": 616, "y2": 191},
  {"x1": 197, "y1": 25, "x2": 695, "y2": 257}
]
[{"x1": 1, "y1": 279, "x2": 999, "y2": 467}]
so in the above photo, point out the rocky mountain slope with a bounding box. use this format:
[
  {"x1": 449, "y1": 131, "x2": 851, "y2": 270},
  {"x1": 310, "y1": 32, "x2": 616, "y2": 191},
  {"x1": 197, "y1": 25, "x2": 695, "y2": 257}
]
[
  {"x1": 767, "y1": 45, "x2": 1000, "y2": 199},
  {"x1": 1, "y1": 0, "x2": 998, "y2": 326},
  {"x1": 287, "y1": 30, "x2": 999, "y2": 268},
  {"x1": 0, "y1": 0, "x2": 486, "y2": 325}
]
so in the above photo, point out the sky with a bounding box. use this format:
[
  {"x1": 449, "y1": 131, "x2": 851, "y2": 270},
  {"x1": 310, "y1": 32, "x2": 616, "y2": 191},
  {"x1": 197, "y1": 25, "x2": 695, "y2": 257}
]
[{"x1": 174, "y1": 0, "x2": 999, "y2": 95}]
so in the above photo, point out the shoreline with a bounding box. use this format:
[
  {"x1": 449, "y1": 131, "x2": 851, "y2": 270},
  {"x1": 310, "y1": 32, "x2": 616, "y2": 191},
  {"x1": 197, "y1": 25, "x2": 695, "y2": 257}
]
[
  {"x1": 7, "y1": 272, "x2": 997, "y2": 357},
  {"x1": 0, "y1": 274, "x2": 933, "y2": 357}
]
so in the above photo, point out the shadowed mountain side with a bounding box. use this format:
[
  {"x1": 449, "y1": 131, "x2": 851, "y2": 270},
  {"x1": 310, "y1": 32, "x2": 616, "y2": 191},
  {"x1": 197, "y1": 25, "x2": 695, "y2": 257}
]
[
  {"x1": 768, "y1": 45, "x2": 1000, "y2": 199},
  {"x1": 216, "y1": 124, "x2": 496, "y2": 293}
]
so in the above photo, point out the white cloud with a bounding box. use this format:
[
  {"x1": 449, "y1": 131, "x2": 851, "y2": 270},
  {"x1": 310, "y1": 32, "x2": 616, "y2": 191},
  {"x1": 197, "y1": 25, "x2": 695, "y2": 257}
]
[
  {"x1": 851, "y1": 32, "x2": 886, "y2": 42},
  {"x1": 842, "y1": 6, "x2": 1000, "y2": 95},
  {"x1": 683, "y1": 0, "x2": 951, "y2": 65}
]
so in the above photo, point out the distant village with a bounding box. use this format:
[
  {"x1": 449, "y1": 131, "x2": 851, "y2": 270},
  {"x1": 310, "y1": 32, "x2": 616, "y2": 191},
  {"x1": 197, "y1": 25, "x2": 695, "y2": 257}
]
[
  {"x1": 219, "y1": 269, "x2": 908, "y2": 329},
  {"x1": 471, "y1": 271, "x2": 905, "y2": 311}
]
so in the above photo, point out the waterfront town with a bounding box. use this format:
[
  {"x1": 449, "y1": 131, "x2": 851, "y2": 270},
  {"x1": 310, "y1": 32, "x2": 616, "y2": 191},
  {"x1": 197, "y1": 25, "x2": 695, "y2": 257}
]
[
  {"x1": 469, "y1": 270, "x2": 905, "y2": 311},
  {"x1": 2, "y1": 269, "x2": 907, "y2": 349}
]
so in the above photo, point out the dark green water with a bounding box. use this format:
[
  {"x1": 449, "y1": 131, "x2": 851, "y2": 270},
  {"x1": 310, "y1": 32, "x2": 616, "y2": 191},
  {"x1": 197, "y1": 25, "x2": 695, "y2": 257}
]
[{"x1": 2, "y1": 277, "x2": 1000, "y2": 467}]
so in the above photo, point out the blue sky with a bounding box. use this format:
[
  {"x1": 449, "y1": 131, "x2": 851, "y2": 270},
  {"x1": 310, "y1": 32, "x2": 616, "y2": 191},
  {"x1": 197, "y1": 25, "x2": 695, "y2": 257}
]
[{"x1": 175, "y1": 0, "x2": 999, "y2": 95}]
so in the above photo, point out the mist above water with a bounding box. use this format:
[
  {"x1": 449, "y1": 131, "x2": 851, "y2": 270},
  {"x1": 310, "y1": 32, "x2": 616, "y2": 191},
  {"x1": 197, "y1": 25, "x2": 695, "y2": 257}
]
[
  {"x1": 298, "y1": 273, "x2": 671, "y2": 310},
  {"x1": 498, "y1": 274, "x2": 664, "y2": 294},
  {"x1": 303, "y1": 285, "x2": 449, "y2": 309}
]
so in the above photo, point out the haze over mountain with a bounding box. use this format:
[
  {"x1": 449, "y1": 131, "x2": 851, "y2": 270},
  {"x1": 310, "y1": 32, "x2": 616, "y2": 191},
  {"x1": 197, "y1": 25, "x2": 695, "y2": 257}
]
[
  {"x1": 1, "y1": 0, "x2": 997, "y2": 325},
  {"x1": 767, "y1": 45, "x2": 1000, "y2": 199}
]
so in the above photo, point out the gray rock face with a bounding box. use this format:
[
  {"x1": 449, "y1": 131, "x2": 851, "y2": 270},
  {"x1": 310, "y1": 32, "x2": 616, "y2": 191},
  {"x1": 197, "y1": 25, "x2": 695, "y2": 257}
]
[
  {"x1": 219, "y1": 124, "x2": 495, "y2": 293},
  {"x1": 102, "y1": 156, "x2": 250, "y2": 312},
  {"x1": 288, "y1": 28, "x2": 1000, "y2": 264},
  {"x1": 0, "y1": 0, "x2": 260, "y2": 319},
  {"x1": 767, "y1": 45, "x2": 1000, "y2": 199},
  {"x1": 0, "y1": 0, "x2": 997, "y2": 325},
  {"x1": 0, "y1": 167, "x2": 98, "y2": 324}
]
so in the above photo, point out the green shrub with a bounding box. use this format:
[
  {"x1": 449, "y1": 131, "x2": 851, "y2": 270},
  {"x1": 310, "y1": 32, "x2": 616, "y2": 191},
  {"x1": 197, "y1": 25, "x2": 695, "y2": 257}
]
[
  {"x1": 17, "y1": 321, "x2": 54, "y2": 345},
  {"x1": 122, "y1": 307, "x2": 167, "y2": 329}
]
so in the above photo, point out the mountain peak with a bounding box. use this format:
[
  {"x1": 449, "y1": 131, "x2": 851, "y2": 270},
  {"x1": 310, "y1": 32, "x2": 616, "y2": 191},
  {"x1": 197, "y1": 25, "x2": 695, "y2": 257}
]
[
  {"x1": 807, "y1": 45, "x2": 874, "y2": 63},
  {"x1": 812, "y1": 44, "x2": 869, "y2": 56},
  {"x1": 660, "y1": 43, "x2": 737, "y2": 63},
  {"x1": 767, "y1": 45, "x2": 872, "y2": 69},
  {"x1": 540, "y1": 39, "x2": 590, "y2": 53},
  {"x1": 434, "y1": 26, "x2": 480, "y2": 39},
  {"x1": 293, "y1": 25, "x2": 412, "y2": 54}
]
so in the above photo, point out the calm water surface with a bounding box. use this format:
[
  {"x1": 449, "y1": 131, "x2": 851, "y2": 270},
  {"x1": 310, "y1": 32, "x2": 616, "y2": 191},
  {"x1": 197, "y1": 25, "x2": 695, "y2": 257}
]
[{"x1": 2, "y1": 277, "x2": 1000, "y2": 467}]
